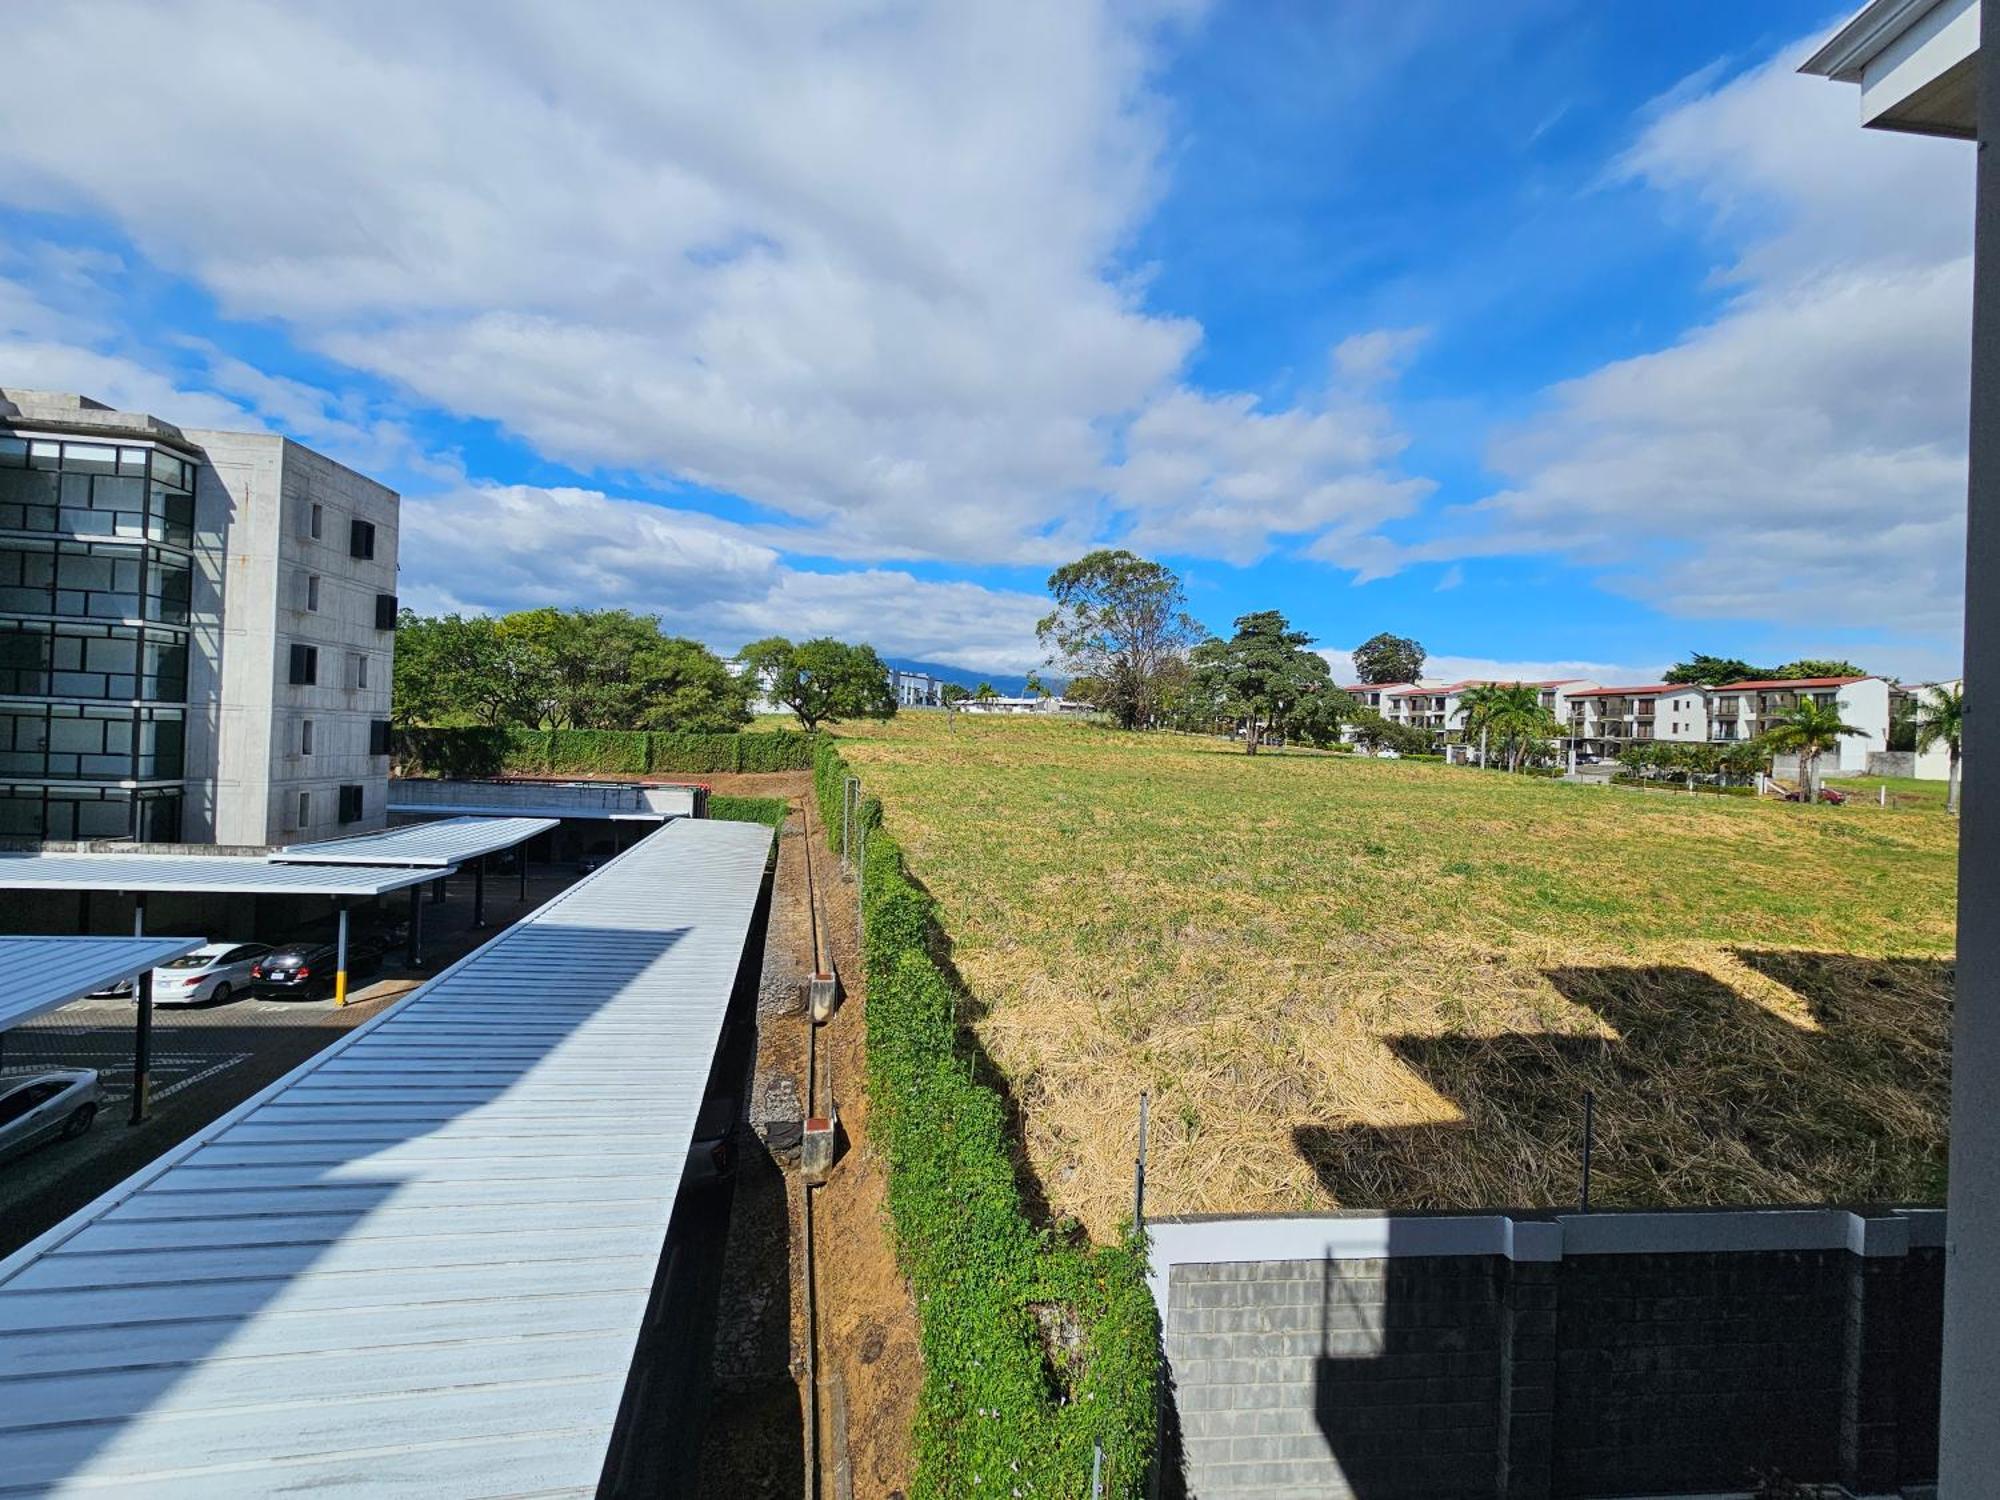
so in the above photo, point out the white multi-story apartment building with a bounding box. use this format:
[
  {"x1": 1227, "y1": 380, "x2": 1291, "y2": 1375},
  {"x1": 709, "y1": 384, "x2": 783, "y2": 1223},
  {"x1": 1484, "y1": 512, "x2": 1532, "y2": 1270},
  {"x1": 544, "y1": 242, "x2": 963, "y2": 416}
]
[
  {"x1": 0, "y1": 390, "x2": 399, "y2": 844},
  {"x1": 1565, "y1": 684, "x2": 1712, "y2": 757},
  {"x1": 1347, "y1": 679, "x2": 1598, "y2": 746},
  {"x1": 1704, "y1": 675, "x2": 1891, "y2": 774},
  {"x1": 890, "y1": 667, "x2": 943, "y2": 707}
]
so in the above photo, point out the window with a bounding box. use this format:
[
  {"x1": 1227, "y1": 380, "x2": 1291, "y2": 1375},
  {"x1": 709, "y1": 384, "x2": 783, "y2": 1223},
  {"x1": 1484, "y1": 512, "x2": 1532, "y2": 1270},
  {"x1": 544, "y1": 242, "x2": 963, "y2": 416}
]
[
  {"x1": 296, "y1": 790, "x2": 311, "y2": 829},
  {"x1": 369, "y1": 718, "x2": 392, "y2": 756},
  {"x1": 349, "y1": 518, "x2": 375, "y2": 559},
  {"x1": 347, "y1": 651, "x2": 369, "y2": 691},
  {"x1": 375, "y1": 592, "x2": 398, "y2": 630},
  {"x1": 300, "y1": 718, "x2": 314, "y2": 756},
  {"x1": 338, "y1": 784, "x2": 364, "y2": 824},
  {"x1": 306, "y1": 574, "x2": 320, "y2": 612},
  {"x1": 310, "y1": 503, "x2": 323, "y2": 540},
  {"x1": 288, "y1": 643, "x2": 317, "y2": 686}
]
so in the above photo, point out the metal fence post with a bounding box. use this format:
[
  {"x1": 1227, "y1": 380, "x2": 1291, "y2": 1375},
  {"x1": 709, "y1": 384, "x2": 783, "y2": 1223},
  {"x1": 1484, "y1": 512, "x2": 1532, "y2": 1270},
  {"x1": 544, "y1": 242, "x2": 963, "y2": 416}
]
[
  {"x1": 1091, "y1": 1440, "x2": 1104, "y2": 1500},
  {"x1": 1134, "y1": 1091, "x2": 1150, "y2": 1229},
  {"x1": 1579, "y1": 1088, "x2": 1595, "y2": 1212}
]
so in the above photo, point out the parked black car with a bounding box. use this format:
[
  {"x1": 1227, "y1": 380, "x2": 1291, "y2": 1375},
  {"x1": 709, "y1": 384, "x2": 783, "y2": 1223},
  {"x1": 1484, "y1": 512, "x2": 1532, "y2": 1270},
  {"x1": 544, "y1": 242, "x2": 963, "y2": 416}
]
[{"x1": 249, "y1": 934, "x2": 388, "y2": 995}]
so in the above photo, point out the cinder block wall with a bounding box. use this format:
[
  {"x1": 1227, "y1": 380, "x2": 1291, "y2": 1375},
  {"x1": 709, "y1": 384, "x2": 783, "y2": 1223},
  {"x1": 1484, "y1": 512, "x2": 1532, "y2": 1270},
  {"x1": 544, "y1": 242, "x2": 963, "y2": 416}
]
[{"x1": 1157, "y1": 1211, "x2": 1944, "y2": 1500}]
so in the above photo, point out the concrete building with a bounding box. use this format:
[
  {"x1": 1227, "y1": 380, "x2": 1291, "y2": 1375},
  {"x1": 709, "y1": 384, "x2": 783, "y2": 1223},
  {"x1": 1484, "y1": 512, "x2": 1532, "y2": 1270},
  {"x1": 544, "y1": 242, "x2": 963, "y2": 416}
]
[
  {"x1": 0, "y1": 391, "x2": 398, "y2": 845},
  {"x1": 889, "y1": 666, "x2": 944, "y2": 706},
  {"x1": 1805, "y1": 14, "x2": 1987, "y2": 1485}
]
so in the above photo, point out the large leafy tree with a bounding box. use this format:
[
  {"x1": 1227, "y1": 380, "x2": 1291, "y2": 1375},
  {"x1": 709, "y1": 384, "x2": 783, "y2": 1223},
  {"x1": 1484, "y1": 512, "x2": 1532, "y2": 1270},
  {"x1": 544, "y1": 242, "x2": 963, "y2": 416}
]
[
  {"x1": 1037, "y1": 550, "x2": 1202, "y2": 730},
  {"x1": 1664, "y1": 653, "x2": 1772, "y2": 687},
  {"x1": 391, "y1": 610, "x2": 536, "y2": 727},
  {"x1": 1455, "y1": 683, "x2": 1561, "y2": 772},
  {"x1": 1350, "y1": 632, "x2": 1426, "y2": 685},
  {"x1": 1760, "y1": 699, "x2": 1866, "y2": 799},
  {"x1": 1912, "y1": 683, "x2": 1966, "y2": 814},
  {"x1": 393, "y1": 607, "x2": 749, "y2": 731},
  {"x1": 1774, "y1": 659, "x2": 1867, "y2": 680},
  {"x1": 738, "y1": 636, "x2": 897, "y2": 732},
  {"x1": 1189, "y1": 610, "x2": 1342, "y2": 755}
]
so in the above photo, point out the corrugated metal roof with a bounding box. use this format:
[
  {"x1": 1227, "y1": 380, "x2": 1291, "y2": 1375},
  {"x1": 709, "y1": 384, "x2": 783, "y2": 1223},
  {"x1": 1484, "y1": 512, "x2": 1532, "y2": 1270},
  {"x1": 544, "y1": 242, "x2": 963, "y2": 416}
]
[
  {"x1": 0, "y1": 815, "x2": 773, "y2": 1496},
  {"x1": 272, "y1": 816, "x2": 559, "y2": 867},
  {"x1": 0, "y1": 936, "x2": 206, "y2": 1035},
  {"x1": 0, "y1": 853, "x2": 450, "y2": 897},
  {"x1": 384, "y1": 800, "x2": 667, "y2": 822}
]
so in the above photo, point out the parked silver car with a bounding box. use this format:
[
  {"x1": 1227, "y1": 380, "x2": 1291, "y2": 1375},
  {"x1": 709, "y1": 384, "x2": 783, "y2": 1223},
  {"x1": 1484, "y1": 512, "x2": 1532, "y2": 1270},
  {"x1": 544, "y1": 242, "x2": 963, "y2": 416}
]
[
  {"x1": 0, "y1": 1069, "x2": 101, "y2": 1165},
  {"x1": 149, "y1": 941, "x2": 272, "y2": 1005}
]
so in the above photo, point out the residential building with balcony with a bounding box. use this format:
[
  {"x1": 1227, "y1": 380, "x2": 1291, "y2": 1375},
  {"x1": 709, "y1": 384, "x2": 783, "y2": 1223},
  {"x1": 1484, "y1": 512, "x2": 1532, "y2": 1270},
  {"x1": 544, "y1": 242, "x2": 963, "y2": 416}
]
[
  {"x1": 1705, "y1": 675, "x2": 1891, "y2": 774},
  {"x1": 1342, "y1": 682, "x2": 1415, "y2": 716},
  {"x1": 0, "y1": 391, "x2": 398, "y2": 844},
  {"x1": 1565, "y1": 684, "x2": 1710, "y2": 757}
]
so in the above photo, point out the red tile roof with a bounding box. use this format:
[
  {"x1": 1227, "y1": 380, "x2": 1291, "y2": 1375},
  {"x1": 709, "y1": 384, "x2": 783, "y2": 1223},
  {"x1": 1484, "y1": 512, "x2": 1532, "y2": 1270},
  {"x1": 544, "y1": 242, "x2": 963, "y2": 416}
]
[
  {"x1": 1565, "y1": 684, "x2": 1675, "y2": 698},
  {"x1": 1341, "y1": 682, "x2": 1413, "y2": 692},
  {"x1": 1715, "y1": 676, "x2": 1871, "y2": 691}
]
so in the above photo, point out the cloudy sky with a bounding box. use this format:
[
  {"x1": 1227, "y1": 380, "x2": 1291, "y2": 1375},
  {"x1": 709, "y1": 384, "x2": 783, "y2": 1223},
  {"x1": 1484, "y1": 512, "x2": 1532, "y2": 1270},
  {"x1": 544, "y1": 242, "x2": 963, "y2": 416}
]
[{"x1": 0, "y1": 2, "x2": 1972, "y2": 682}]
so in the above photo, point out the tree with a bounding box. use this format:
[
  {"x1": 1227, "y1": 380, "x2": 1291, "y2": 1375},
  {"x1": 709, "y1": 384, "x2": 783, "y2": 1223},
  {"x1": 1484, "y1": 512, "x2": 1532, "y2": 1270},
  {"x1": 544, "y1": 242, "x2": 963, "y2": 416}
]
[
  {"x1": 1774, "y1": 659, "x2": 1866, "y2": 680},
  {"x1": 1759, "y1": 699, "x2": 1865, "y2": 800},
  {"x1": 974, "y1": 681, "x2": 999, "y2": 700},
  {"x1": 392, "y1": 608, "x2": 748, "y2": 731},
  {"x1": 1349, "y1": 709, "x2": 1433, "y2": 756},
  {"x1": 627, "y1": 636, "x2": 752, "y2": 732},
  {"x1": 1023, "y1": 670, "x2": 1049, "y2": 700},
  {"x1": 1037, "y1": 550, "x2": 1203, "y2": 730},
  {"x1": 1351, "y1": 632, "x2": 1426, "y2": 685},
  {"x1": 1912, "y1": 683, "x2": 1965, "y2": 814},
  {"x1": 1664, "y1": 654, "x2": 1772, "y2": 688},
  {"x1": 1188, "y1": 610, "x2": 1339, "y2": 755},
  {"x1": 392, "y1": 610, "x2": 534, "y2": 727},
  {"x1": 940, "y1": 682, "x2": 971, "y2": 707},
  {"x1": 737, "y1": 636, "x2": 897, "y2": 732},
  {"x1": 1455, "y1": 683, "x2": 1561, "y2": 772}
]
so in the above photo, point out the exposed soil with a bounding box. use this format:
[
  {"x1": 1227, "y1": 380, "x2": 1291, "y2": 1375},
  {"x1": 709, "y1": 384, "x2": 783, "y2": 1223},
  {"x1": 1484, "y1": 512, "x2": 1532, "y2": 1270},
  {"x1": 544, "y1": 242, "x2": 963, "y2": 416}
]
[{"x1": 807, "y1": 786, "x2": 922, "y2": 1500}]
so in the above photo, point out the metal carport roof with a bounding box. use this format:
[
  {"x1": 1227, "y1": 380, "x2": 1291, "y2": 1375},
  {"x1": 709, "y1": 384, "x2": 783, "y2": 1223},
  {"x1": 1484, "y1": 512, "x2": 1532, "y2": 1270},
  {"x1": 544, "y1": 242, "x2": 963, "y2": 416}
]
[
  {"x1": 0, "y1": 853, "x2": 450, "y2": 897},
  {"x1": 0, "y1": 814, "x2": 773, "y2": 1496},
  {"x1": 0, "y1": 936, "x2": 205, "y2": 1035},
  {"x1": 271, "y1": 816, "x2": 559, "y2": 867}
]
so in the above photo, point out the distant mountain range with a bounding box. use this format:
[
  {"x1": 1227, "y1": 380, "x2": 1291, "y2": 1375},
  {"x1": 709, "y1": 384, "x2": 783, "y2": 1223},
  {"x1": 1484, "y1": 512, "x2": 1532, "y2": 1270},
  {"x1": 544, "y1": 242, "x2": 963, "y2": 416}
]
[{"x1": 882, "y1": 657, "x2": 1064, "y2": 698}]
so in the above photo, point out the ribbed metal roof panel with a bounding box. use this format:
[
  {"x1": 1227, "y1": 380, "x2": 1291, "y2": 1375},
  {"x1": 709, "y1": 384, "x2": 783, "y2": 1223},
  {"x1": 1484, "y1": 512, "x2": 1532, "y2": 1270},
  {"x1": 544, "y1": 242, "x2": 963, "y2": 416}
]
[
  {"x1": 0, "y1": 815, "x2": 773, "y2": 1495},
  {"x1": 272, "y1": 816, "x2": 559, "y2": 867},
  {"x1": 0, "y1": 854, "x2": 450, "y2": 896},
  {"x1": 0, "y1": 936, "x2": 205, "y2": 1034}
]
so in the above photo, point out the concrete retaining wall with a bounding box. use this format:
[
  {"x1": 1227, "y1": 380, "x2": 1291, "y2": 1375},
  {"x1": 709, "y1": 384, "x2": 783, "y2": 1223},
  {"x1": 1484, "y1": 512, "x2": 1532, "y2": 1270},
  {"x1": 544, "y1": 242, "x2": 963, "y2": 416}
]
[{"x1": 1154, "y1": 1208, "x2": 1943, "y2": 1499}]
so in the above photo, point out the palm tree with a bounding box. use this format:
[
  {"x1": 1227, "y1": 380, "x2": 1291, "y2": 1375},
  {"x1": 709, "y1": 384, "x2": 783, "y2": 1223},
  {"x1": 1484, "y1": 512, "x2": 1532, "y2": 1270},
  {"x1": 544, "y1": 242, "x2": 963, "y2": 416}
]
[
  {"x1": 1455, "y1": 682, "x2": 1559, "y2": 772},
  {"x1": 1760, "y1": 698, "x2": 1865, "y2": 801},
  {"x1": 1913, "y1": 683, "x2": 1965, "y2": 814}
]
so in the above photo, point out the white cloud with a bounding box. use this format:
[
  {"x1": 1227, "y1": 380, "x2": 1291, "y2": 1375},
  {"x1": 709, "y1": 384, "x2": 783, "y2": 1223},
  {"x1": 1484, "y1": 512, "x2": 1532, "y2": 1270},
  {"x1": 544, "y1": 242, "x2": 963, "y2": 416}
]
[
  {"x1": 1378, "y1": 42, "x2": 1973, "y2": 650},
  {"x1": 399, "y1": 483, "x2": 1049, "y2": 673},
  {"x1": 1320, "y1": 649, "x2": 1666, "y2": 689},
  {"x1": 0, "y1": 0, "x2": 1425, "y2": 570}
]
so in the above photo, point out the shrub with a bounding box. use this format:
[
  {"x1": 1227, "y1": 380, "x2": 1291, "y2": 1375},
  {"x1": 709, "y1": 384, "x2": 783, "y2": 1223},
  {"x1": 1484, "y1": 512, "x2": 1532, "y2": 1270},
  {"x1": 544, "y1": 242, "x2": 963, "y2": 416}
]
[
  {"x1": 393, "y1": 727, "x2": 818, "y2": 777},
  {"x1": 815, "y1": 736, "x2": 1158, "y2": 1496},
  {"x1": 707, "y1": 793, "x2": 788, "y2": 830}
]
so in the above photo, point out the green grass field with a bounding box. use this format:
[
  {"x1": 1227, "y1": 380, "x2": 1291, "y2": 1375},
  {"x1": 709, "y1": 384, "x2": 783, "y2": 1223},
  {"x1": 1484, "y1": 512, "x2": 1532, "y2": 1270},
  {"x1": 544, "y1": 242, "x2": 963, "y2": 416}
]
[{"x1": 832, "y1": 713, "x2": 1956, "y2": 1236}]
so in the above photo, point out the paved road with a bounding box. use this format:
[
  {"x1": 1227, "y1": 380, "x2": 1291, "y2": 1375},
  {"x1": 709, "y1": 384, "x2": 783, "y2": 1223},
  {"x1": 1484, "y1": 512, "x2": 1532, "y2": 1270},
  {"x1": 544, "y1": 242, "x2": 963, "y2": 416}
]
[{"x1": 0, "y1": 865, "x2": 582, "y2": 1259}]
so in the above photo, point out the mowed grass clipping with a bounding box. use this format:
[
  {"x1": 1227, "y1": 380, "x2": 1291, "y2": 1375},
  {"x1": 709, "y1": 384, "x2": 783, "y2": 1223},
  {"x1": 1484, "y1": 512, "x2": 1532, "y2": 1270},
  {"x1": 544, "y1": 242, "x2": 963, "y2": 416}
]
[{"x1": 833, "y1": 714, "x2": 1956, "y2": 1238}]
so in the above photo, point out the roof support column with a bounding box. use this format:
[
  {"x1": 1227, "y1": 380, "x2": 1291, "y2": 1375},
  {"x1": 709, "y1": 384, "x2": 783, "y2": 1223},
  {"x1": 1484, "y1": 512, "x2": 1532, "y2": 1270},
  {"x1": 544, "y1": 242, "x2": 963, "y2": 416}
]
[
  {"x1": 407, "y1": 883, "x2": 424, "y2": 968},
  {"x1": 333, "y1": 901, "x2": 349, "y2": 1008},
  {"x1": 1941, "y1": 6, "x2": 2000, "y2": 1487},
  {"x1": 128, "y1": 963, "x2": 152, "y2": 1127},
  {"x1": 473, "y1": 854, "x2": 486, "y2": 930}
]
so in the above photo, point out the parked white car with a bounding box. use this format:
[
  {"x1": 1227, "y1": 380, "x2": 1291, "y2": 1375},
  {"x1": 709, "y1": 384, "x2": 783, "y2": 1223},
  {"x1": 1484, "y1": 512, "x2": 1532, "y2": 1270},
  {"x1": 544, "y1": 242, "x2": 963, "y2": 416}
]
[
  {"x1": 0, "y1": 1069, "x2": 101, "y2": 1165},
  {"x1": 149, "y1": 942, "x2": 272, "y2": 1005}
]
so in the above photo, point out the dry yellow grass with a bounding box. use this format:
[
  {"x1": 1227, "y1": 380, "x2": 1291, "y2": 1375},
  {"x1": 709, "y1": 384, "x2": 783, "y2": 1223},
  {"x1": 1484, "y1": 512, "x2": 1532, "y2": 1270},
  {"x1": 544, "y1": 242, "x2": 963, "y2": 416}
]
[{"x1": 832, "y1": 713, "x2": 1956, "y2": 1240}]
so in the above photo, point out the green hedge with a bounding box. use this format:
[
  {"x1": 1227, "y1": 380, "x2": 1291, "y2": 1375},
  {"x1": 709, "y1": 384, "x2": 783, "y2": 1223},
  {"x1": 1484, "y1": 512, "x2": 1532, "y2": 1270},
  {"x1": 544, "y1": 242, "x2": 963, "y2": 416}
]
[
  {"x1": 394, "y1": 727, "x2": 817, "y2": 777},
  {"x1": 707, "y1": 794, "x2": 789, "y2": 830},
  {"x1": 814, "y1": 738, "x2": 1158, "y2": 1497},
  {"x1": 1612, "y1": 773, "x2": 1756, "y2": 798}
]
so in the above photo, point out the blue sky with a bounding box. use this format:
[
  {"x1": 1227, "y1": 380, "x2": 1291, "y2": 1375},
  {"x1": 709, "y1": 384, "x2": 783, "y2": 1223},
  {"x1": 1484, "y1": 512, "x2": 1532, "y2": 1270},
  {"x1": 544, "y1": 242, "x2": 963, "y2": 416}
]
[{"x1": 0, "y1": 2, "x2": 1974, "y2": 684}]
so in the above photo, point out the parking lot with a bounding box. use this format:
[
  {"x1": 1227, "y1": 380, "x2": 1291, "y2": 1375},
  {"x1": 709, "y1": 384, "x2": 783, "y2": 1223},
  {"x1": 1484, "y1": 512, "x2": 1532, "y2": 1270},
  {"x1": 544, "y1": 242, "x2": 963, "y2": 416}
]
[{"x1": 0, "y1": 861, "x2": 583, "y2": 1257}]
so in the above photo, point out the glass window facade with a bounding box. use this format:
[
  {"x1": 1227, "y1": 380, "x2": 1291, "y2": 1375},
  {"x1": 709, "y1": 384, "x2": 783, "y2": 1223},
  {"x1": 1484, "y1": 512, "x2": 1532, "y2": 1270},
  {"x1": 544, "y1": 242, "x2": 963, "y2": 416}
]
[{"x1": 0, "y1": 432, "x2": 196, "y2": 840}]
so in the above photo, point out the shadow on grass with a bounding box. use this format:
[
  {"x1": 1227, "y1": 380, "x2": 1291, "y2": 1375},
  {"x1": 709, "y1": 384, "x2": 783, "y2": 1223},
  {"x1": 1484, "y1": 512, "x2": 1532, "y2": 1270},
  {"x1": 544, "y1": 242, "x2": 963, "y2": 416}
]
[{"x1": 1294, "y1": 956, "x2": 1951, "y2": 1211}]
